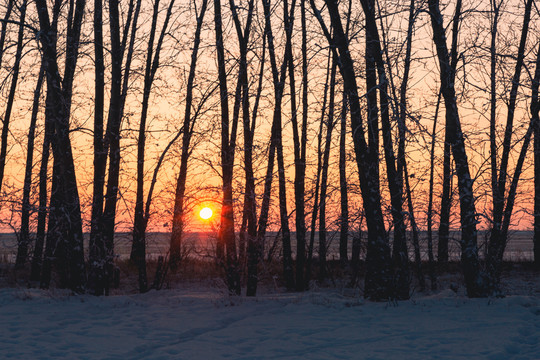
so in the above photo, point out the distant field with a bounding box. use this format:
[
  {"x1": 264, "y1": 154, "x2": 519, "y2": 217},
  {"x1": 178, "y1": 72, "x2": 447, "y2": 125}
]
[{"x1": 0, "y1": 230, "x2": 535, "y2": 264}]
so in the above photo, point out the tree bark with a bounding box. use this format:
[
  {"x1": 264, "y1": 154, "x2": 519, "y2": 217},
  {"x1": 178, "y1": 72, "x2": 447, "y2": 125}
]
[
  {"x1": 360, "y1": 0, "x2": 409, "y2": 299},
  {"x1": 428, "y1": 0, "x2": 489, "y2": 297},
  {"x1": 319, "y1": 56, "x2": 337, "y2": 282},
  {"x1": 169, "y1": 0, "x2": 209, "y2": 271},
  {"x1": 101, "y1": 0, "x2": 142, "y2": 290},
  {"x1": 438, "y1": 0, "x2": 462, "y2": 265},
  {"x1": 0, "y1": 0, "x2": 13, "y2": 194},
  {"x1": 427, "y1": 90, "x2": 442, "y2": 290},
  {"x1": 35, "y1": 0, "x2": 87, "y2": 292},
  {"x1": 339, "y1": 91, "x2": 349, "y2": 267},
  {"x1": 88, "y1": 0, "x2": 107, "y2": 295},
  {"x1": 132, "y1": 0, "x2": 176, "y2": 293},
  {"x1": 11, "y1": 1, "x2": 30, "y2": 268},
  {"x1": 487, "y1": 0, "x2": 533, "y2": 286},
  {"x1": 312, "y1": 0, "x2": 393, "y2": 300},
  {"x1": 214, "y1": 0, "x2": 240, "y2": 295}
]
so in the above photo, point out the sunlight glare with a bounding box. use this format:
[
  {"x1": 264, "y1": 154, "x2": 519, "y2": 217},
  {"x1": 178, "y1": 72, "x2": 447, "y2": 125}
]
[{"x1": 199, "y1": 207, "x2": 213, "y2": 220}]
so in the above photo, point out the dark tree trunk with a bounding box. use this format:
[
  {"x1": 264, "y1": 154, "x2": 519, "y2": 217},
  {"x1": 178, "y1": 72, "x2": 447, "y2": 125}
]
[
  {"x1": 305, "y1": 48, "x2": 331, "y2": 288},
  {"x1": 428, "y1": 0, "x2": 489, "y2": 297},
  {"x1": 438, "y1": 0, "x2": 462, "y2": 265},
  {"x1": 349, "y1": 215, "x2": 363, "y2": 286},
  {"x1": 426, "y1": 91, "x2": 442, "y2": 290},
  {"x1": 259, "y1": 0, "x2": 296, "y2": 292},
  {"x1": 0, "y1": 0, "x2": 13, "y2": 194},
  {"x1": 339, "y1": 91, "x2": 349, "y2": 267},
  {"x1": 487, "y1": 0, "x2": 533, "y2": 287},
  {"x1": 295, "y1": 0, "x2": 309, "y2": 290},
  {"x1": 393, "y1": 0, "x2": 424, "y2": 290},
  {"x1": 438, "y1": 135, "x2": 451, "y2": 263},
  {"x1": 132, "y1": 0, "x2": 176, "y2": 293},
  {"x1": 360, "y1": 0, "x2": 409, "y2": 299},
  {"x1": 35, "y1": 0, "x2": 87, "y2": 293},
  {"x1": 338, "y1": 0, "x2": 352, "y2": 269},
  {"x1": 244, "y1": 44, "x2": 265, "y2": 295},
  {"x1": 276, "y1": 0, "x2": 296, "y2": 291},
  {"x1": 100, "y1": 0, "x2": 141, "y2": 292},
  {"x1": 12, "y1": 1, "x2": 31, "y2": 268},
  {"x1": 88, "y1": 0, "x2": 107, "y2": 295},
  {"x1": 40, "y1": 156, "x2": 61, "y2": 289},
  {"x1": 31, "y1": 88, "x2": 52, "y2": 282},
  {"x1": 489, "y1": 0, "x2": 501, "y2": 251},
  {"x1": 255, "y1": 0, "x2": 281, "y2": 275},
  {"x1": 534, "y1": 44, "x2": 540, "y2": 267},
  {"x1": 169, "y1": 0, "x2": 208, "y2": 271},
  {"x1": 312, "y1": 0, "x2": 393, "y2": 300},
  {"x1": 319, "y1": 57, "x2": 337, "y2": 282},
  {"x1": 487, "y1": 37, "x2": 540, "y2": 286},
  {"x1": 227, "y1": 0, "x2": 257, "y2": 295},
  {"x1": 214, "y1": 0, "x2": 240, "y2": 295}
]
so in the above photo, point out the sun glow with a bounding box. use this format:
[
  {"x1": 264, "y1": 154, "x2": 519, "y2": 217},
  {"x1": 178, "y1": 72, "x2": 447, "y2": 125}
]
[{"x1": 199, "y1": 207, "x2": 213, "y2": 220}]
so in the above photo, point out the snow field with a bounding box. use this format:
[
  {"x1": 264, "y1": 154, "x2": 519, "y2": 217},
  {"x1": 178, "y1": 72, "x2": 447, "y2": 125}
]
[{"x1": 1, "y1": 287, "x2": 540, "y2": 359}]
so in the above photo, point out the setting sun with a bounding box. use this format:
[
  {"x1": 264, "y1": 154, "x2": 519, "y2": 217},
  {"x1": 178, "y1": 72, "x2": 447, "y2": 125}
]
[{"x1": 199, "y1": 207, "x2": 213, "y2": 220}]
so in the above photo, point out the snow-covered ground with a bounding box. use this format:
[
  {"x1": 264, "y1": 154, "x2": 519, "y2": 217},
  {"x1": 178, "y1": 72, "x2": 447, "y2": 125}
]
[{"x1": 1, "y1": 283, "x2": 540, "y2": 360}]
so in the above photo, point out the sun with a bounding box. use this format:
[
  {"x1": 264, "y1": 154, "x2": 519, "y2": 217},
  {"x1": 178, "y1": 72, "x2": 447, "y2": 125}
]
[{"x1": 199, "y1": 207, "x2": 213, "y2": 220}]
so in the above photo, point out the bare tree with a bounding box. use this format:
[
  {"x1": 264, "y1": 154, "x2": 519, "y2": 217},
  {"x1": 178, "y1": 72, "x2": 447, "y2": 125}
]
[
  {"x1": 214, "y1": 0, "x2": 241, "y2": 295},
  {"x1": 88, "y1": 0, "x2": 107, "y2": 295},
  {"x1": 311, "y1": 0, "x2": 394, "y2": 300},
  {"x1": 89, "y1": 0, "x2": 142, "y2": 295},
  {"x1": 426, "y1": 90, "x2": 442, "y2": 290},
  {"x1": 305, "y1": 47, "x2": 330, "y2": 287},
  {"x1": 132, "y1": 0, "x2": 177, "y2": 293},
  {"x1": 318, "y1": 55, "x2": 337, "y2": 282},
  {"x1": 0, "y1": 0, "x2": 13, "y2": 194},
  {"x1": 438, "y1": 0, "x2": 462, "y2": 264},
  {"x1": 486, "y1": 0, "x2": 534, "y2": 287},
  {"x1": 10, "y1": 0, "x2": 30, "y2": 268},
  {"x1": 533, "y1": 42, "x2": 540, "y2": 268},
  {"x1": 227, "y1": 0, "x2": 259, "y2": 295},
  {"x1": 35, "y1": 0, "x2": 87, "y2": 292},
  {"x1": 169, "y1": 0, "x2": 209, "y2": 271},
  {"x1": 361, "y1": 0, "x2": 409, "y2": 299},
  {"x1": 428, "y1": 0, "x2": 489, "y2": 297},
  {"x1": 295, "y1": 0, "x2": 310, "y2": 290}
]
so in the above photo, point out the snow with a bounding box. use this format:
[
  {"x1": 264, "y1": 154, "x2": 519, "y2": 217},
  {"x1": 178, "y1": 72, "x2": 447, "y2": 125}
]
[{"x1": 1, "y1": 284, "x2": 540, "y2": 359}]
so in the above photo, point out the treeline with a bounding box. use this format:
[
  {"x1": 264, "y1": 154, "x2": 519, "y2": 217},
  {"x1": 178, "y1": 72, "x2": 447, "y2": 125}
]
[{"x1": 0, "y1": 0, "x2": 539, "y2": 299}]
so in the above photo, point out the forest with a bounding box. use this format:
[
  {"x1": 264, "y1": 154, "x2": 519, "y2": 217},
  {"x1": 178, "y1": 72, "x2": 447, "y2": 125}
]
[{"x1": 0, "y1": 0, "x2": 538, "y2": 300}]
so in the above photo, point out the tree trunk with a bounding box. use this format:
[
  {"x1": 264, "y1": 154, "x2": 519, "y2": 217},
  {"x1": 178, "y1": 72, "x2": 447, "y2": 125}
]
[
  {"x1": 35, "y1": 0, "x2": 87, "y2": 293},
  {"x1": 0, "y1": 0, "x2": 13, "y2": 194},
  {"x1": 20, "y1": 63, "x2": 44, "y2": 271},
  {"x1": 360, "y1": 0, "x2": 409, "y2": 299},
  {"x1": 487, "y1": 0, "x2": 533, "y2": 287},
  {"x1": 534, "y1": 43, "x2": 540, "y2": 267},
  {"x1": 339, "y1": 91, "x2": 349, "y2": 267},
  {"x1": 132, "y1": 0, "x2": 176, "y2": 293},
  {"x1": 31, "y1": 88, "x2": 52, "y2": 282},
  {"x1": 487, "y1": 38, "x2": 540, "y2": 286},
  {"x1": 312, "y1": 0, "x2": 393, "y2": 300},
  {"x1": 12, "y1": 1, "x2": 31, "y2": 268},
  {"x1": 294, "y1": 0, "x2": 309, "y2": 290},
  {"x1": 88, "y1": 0, "x2": 107, "y2": 295},
  {"x1": 226, "y1": 0, "x2": 257, "y2": 295},
  {"x1": 100, "y1": 0, "x2": 142, "y2": 292},
  {"x1": 214, "y1": 0, "x2": 240, "y2": 295},
  {"x1": 438, "y1": 0, "x2": 462, "y2": 265},
  {"x1": 428, "y1": 0, "x2": 489, "y2": 297},
  {"x1": 169, "y1": 0, "x2": 208, "y2": 271},
  {"x1": 319, "y1": 57, "x2": 337, "y2": 282},
  {"x1": 305, "y1": 48, "x2": 331, "y2": 288},
  {"x1": 427, "y1": 91, "x2": 442, "y2": 290}
]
